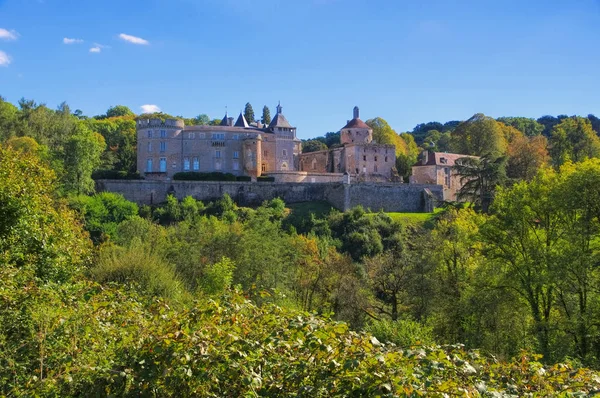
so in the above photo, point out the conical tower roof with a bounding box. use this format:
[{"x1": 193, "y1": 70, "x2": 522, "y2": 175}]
[{"x1": 234, "y1": 112, "x2": 249, "y2": 128}]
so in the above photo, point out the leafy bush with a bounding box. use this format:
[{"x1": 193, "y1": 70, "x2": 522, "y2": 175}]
[
  {"x1": 257, "y1": 176, "x2": 275, "y2": 182},
  {"x1": 236, "y1": 175, "x2": 251, "y2": 182},
  {"x1": 91, "y1": 240, "x2": 184, "y2": 302},
  {"x1": 198, "y1": 257, "x2": 235, "y2": 296},
  {"x1": 92, "y1": 169, "x2": 142, "y2": 180},
  {"x1": 365, "y1": 318, "x2": 436, "y2": 347},
  {"x1": 173, "y1": 172, "x2": 236, "y2": 181}
]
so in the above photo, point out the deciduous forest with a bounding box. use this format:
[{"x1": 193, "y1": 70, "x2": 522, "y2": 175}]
[{"x1": 2, "y1": 96, "x2": 600, "y2": 395}]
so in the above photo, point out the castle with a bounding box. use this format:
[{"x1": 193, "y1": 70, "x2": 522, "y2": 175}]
[{"x1": 137, "y1": 105, "x2": 396, "y2": 183}]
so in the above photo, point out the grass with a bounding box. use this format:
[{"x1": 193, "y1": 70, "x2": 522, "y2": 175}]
[{"x1": 383, "y1": 208, "x2": 443, "y2": 225}]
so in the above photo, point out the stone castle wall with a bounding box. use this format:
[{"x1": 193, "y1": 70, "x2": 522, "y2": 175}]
[{"x1": 96, "y1": 180, "x2": 443, "y2": 212}]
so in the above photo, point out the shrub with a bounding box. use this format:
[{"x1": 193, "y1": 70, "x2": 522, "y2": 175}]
[
  {"x1": 92, "y1": 169, "x2": 142, "y2": 180},
  {"x1": 92, "y1": 240, "x2": 184, "y2": 301},
  {"x1": 236, "y1": 175, "x2": 251, "y2": 182},
  {"x1": 173, "y1": 172, "x2": 236, "y2": 181},
  {"x1": 257, "y1": 176, "x2": 275, "y2": 182},
  {"x1": 365, "y1": 318, "x2": 436, "y2": 347},
  {"x1": 198, "y1": 257, "x2": 236, "y2": 296}
]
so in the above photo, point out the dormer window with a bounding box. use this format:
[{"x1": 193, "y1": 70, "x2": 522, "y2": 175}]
[{"x1": 440, "y1": 157, "x2": 447, "y2": 164}]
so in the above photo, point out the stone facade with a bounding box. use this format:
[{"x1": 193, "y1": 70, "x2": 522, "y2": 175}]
[
  {"x1": 97, "y1": 180, "x2": 443, "y2": 213},
  {"x1": 410, "y1": 150, "x2": 476, "y2": 201},
  {"x1": 298, "y1": 107, "x2": 397, "y2": 181},
  {"x1": 137, "y1": 103, "x2": 301, "y2": 180}
]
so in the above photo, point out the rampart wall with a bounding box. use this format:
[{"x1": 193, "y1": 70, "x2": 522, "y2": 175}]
[{"x1": 96, "y1": 180, "x2": 443, "y2": 212}]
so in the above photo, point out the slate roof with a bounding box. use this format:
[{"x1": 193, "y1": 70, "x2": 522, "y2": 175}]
[
  {"x1": 268, "y1": 112, "x2": 293, "y2": 129},
  {"x1": 219, "y1": 113, "x2": 229, "y2": 126},
  {"x1": 234, "y1": 112, "x2": 249, "y2": 128},
  {"x1": 417, "y1": 151, "x2": 475, "y2": 167}
]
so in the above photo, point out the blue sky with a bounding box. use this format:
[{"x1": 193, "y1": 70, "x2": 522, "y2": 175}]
[{"x1": 0, "y1": 0, "x2": 599, "y2": 139}]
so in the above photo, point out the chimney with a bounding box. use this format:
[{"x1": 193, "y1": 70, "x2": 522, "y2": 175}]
[{"x1": 353, "y1": 106, "x2": 359, "y2": 119}]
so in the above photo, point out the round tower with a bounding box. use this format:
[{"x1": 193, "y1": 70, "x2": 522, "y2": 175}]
[
  {"x1": 340, "y1": 106, "x2": 372, "y2": 145},
  {"x1": 243, "y1": 134, "x2": 262, "y2": 179}
]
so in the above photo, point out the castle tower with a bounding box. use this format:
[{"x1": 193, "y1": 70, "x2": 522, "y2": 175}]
[
  {"x1": 340, "y1": 106, "x2": 372, "y2": 145},
  {"x1": 243, "y1": 134, "x2": 262, "y2": 179}
]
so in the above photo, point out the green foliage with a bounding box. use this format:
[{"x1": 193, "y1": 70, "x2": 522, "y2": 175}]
[
  {"x1": 244, "y1": 102, "x2": 255, "y2": 123},
  {"x1": 549, "y1": 116, "x2": 600, "y2": 167},
  {"x1": 236, "y1": 175, "x2": 251, "y2": 181},
  {"x1": 0, "y1": 146, "x2": 91, "y2": 282},
  {"x1": 302, "y1": 139, "x2": 328, "y2": 153},
  {"x1": 365, "y1": 318, "x2": 436, "y2": 347},
  {"x1": 69, "y1": 192, "x2": 139, "y2": 243},
  {"x1": 257, "y1": 175, "x2": 275, "y2": 182},
  {"x1": 261, "y1": 105, "x2": 271, "y2": 125},
  {"x1": 366, "y1": 117, "x2": 407, "y2": 156},
  {"x1": 62, "y1": 123, "x2": 105, "y2": 194},
  {"x1": 173, "y1": 171, "x2": 237, "y2": 181},
  {"x1": 454, "y1": 154, "x2": 507, "y2": 213},
  {"x1": 497, "y1": 116, "x2": 544, "y2": 137},
  {"x1": 92, "y1": 240, "x2": 185, "y2": 302},
  {"x1": 198, "y1": 256, "x2": 235, "y2": 296},
  {"x1": 91, "y1": 169, "x2": 142, "y2": 180},
  {"x1": 451, "y1": 113, "x2": 508, "y2": 156},
  {"x1": 105, "y1": 105, "x2": 135, "y2": 118}
]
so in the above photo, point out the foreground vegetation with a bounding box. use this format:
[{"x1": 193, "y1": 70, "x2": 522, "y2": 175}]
[{"x1": 3, "y1": 145, "x2": 600, "y2": 395}]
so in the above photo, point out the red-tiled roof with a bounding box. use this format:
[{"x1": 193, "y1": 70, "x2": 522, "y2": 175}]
[{"x1": 342, "y1": 118, "x2": 370, "y2": 130}]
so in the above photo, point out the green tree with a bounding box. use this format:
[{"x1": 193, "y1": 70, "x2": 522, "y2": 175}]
[
  {"x1": 193, "y1": 114, "x2": 210, "y2": 125},
  {"x1": 497, "y1": 117, "x2": 544, "y2": 137},
  {"x1": 244, "y1": 102, "x2": 255, "y2": 123},
  {"x1": 454, "y1": 154, "x2": 506, "y2": 213},
  {"x1": 261, "y1": 105, "x2": 271, "y2": 125},
  {"x1": 549, "y1": 117, "x2": 600, "y2": 167},
  {"x1": 0, "y1": 96, "x2": 19, "y2": 141},
  {"x1": 105, "y1": 105, "x2": 134, "y2": 118},
  {"x1": 451, "y1": 113, "x2": 507, "y2": 156},
  {"x1": 62, "y1": 124, "x2": 105, "y2": 194},
  {"x1": 302, "y1": 139, "x2": 328, "y2": 153},
  {"x1": 366, "y1": 117, "x2": 407, "y2": 156}
]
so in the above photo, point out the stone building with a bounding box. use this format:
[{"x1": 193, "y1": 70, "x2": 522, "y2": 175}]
[
  {"x1": 297, "y1": 107, "x2": 397, "y2": 182},
  {"x1": 410, "y1": 150, "x2": 476, "y2": 201},
  {"x1": 137, "y1": 103, "x2": 301, "y2": 179}
]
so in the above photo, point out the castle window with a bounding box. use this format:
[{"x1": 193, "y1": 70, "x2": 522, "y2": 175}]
[
  {"x1": 159, "y1": 158, "x2": 167, "y2": 172},
  {"x1": 282, "y1": 149, "x2": 287, "y2": 157},
  {"x1": 311, "y1": 158, "x2": 317, "y2": 170},
  {"x1": 193, "y1": 157, "x2": 199, "y2": 171},
  {"x1": 233, "y1": 151, "x2": 239, "y2": 159},
  {"x1": 147, "y1": 130, "x2": 152, "y2": 138},
  {"x1": 374, "y1": 156, "x2": 378, "y2": 162},
  {"x1": 148, "y1": 142, "x2": 152, "y2": 152},
  {"x1": 160, "y1": 130, "x2": 167, "y2": 138},
  {"x1": 264, "y1": 150, "x2": 268, "y2": 157},
  {"x1": 160, "y1": 142, "x2": 166, "y2": 152},
  {"x1": 188, "y1": 132, "x2": 195, "y2": 139},
  {"x1": 374, "y1": 165, "x2": 378, "y2": 172},
  {"x1": 233, "y1": 161, "x2": 239, "y2": 171},
  {"x1": 262, "y1": 163, "x2": 266, "y2": 172},
  {"x1": 363, "y1": 155, "x2": 366, "y2": 161},
  {"x1": 215, "y1": 150, "x2": 221, "y2": 159},
  {"x1": 211, "y1": 133, "x2": 225, "y2": 140},
  {"x1": 146, "y1": 159, "x2": 153, "y2": 172},
  {"x1": 440, "y1": 157, "x2": 447, "y2": 164},
  {"x1": 215, "y1": 160, "x2": 222, "y2": 171},
  {"x1": 199, "y1": 133, "x2": 205, "y2": 139},
  {"x1": 385, "y1": 156, "x2": 388, "y2": 162},
  {"x1": 183, "y1": 157, "x2": 190, "y2": 171},
  {"x1": 444, "y1": 167, "x2": 451, "y2": 187},
  {"x1": 233, "y1": 134, "x2": 239, "y2": 140}
]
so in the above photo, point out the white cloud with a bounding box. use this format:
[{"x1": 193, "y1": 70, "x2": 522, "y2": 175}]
[
  {"x1": 0, "y1": 50, "x2": 11, "y2": 66},
  {"x1": 140, "y1": 104, "x2": 161, "y2": 113},
  {"x1": 63, "y1": 37, "x2": 83, "y2": 44},
  {"x1": 0, "y1": 28, "x2": 19, "y2": 41},
  {"x1": 89, "y1": 46, "x2": 101, "y2": 53},
  {"x1": 119, "y1": 33, "x2": 149, "y2": 45}
]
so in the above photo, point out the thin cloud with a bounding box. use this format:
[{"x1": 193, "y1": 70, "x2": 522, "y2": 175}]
[
  {"x1": 63, "y1": 37, "x2": 84, "y2": 44},
  {"x1": 119, "y1": 33, "x2": 149, "y2": 45},
  {"x1": 140, "y1": 104, "x2": 161, "y2": 113},
  {"x1": 0, "y1": 51, "x2": 12, "y2": 66},
  {"x1": 89, "y1": 47, "x2": 101, "y2": 53},
  {"x1": 0, "y1": 28, "x2": 19, "y2": 41}
]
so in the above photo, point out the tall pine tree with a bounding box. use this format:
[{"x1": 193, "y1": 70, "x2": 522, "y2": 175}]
[
  {"x1": 244, "y1": 103, "x2": 255, "y2": 124},
  {"x1": 261, "y1": 105, "x2": 271, "y2": 125}
]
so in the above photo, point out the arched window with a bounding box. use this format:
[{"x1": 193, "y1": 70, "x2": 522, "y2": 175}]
[{"x1": 311, "y1": 158, "x2": 317, "y2": 170}]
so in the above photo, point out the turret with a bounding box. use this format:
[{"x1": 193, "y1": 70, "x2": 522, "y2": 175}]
[{"x1": 340, "y1": 106, "x2": 372, "y2": 144}]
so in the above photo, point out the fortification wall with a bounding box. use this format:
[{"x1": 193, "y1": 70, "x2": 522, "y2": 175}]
[
  {"x1": 96, "y1": 180, "x2": 443, "y2": 212},
  {"x1": 267, "y1": 171, "x2": 344, "y2": 183}
]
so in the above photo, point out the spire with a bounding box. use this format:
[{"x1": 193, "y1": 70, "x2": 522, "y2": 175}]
[
  {"x1": 276, "y1": 101, "x2": 282, "y2": 114},
  {"x1": 219, "y1": 106, "x2": 229, "y2": 126},
  {"x1": 353, "y1": 106, "x2": 359, "y2": 119},
  {"x1": 234, "y1": 111, "x2": 249, "y2": 128}
]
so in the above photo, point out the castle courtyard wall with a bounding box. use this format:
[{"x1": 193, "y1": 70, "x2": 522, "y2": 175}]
[{"x1": 96, "y1": 180, "x2": 443, "y2": 212}]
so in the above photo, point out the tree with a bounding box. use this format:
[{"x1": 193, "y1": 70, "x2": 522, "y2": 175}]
[
  {"x1": 261, "y1": 105, "x2": 271, "y2": 125},
  {"x1": 454, "y1": 154, "x2": 506, "y2": 213},
  {"x1": 588, "y1": 114, "x2": 600, "y2": 134},
  {"x1": 537, "y1": 115, "x2": 568, "y2": 137},
  {"x1": 62, "y1": 124, "x2": 105, "y2": 194},
  {"x1": 105, "y1": 105, "x2": 134, "y2": 118},
  {"x1": 366, "y1": 117, "x2": 407, "y2": 157},
  {"x1": 194, "y1": 114, "x2": 210, "y2": 125},
  {"x1": 497, "y1": 117, "x2": 544, "y2": 137},
  {"x1": 451, "y1": 113, "x2": 507, "y2": 156},
  {"x1": 244, "y1": 102, "x2": 255, "y2": 124},
  {"x1": 549, "y1": 117, "x2": 600, "y2": 167},
  {"x1": 0, "y1": 96, "x2": 19, "y2": 141},
  {"x1": 5, "y1": 136, "x2": 39, "y2": 154},
  {"x1": 302, "y1": 139, "x2": 328, "y2": 153},
  {"x1": 507, "y1": 134, "x2": 549, "y2": 181}
]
